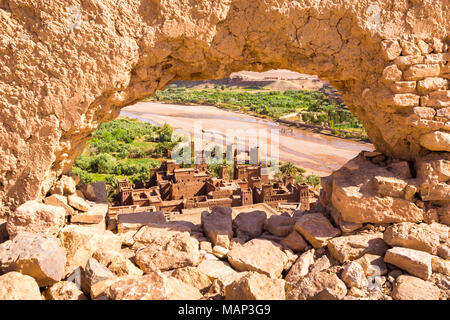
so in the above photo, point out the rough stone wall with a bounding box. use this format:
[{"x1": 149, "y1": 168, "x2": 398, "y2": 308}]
[{"x1": 0, "y1": 0, "x2": 449, "y2": 217}]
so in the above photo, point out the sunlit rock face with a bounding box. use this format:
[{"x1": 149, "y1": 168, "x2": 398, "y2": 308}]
[{"x1": 0, "y1": 0, "x2": 448, "y2": 217}]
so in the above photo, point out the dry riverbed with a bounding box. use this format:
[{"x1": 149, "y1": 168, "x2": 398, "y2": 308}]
[{"x1": 122, "y1": 102, "x2": 373, "y2": 176}]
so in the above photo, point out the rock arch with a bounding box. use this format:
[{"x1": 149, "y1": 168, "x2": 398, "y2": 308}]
[{"x1": 0, "y1": 0, "x2": 449, "y2": 220}]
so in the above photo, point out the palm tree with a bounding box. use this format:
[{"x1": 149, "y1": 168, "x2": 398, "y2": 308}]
[{"x1": 280, "y1": 162, "x2": 299, "y2": 177}]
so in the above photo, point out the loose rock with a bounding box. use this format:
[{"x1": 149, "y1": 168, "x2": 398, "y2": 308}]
[
  {"x1": 0, "y1": 272, "x2": 42, "y2": 300},
  {"x1": 227, "y1": 239, "x2": 287, "y2": 278},
  {"x1": 341, "y1": 261, "x2": 368, "y2": 289},
  {"x1": 7, "y1": 201, "x2": 65, "y2": 238},
  {"x1": 383, "y1": 222, "x2": 440, "y2": 254},
  {"x1": 202, "y1": 206, "x2": 233, "y2": 249},
  {"x1": 224, "y1": 272, "x2": 286, "y2": 300},
  {"x1": 43, "y1": 281, "x2": 88, "y2": 300},
  {"x1": 391, "y1": 275, "x2": 440, "y2": 300},
  {"x1": 384, "y1": 247, "x2": 432, "y2": 280},
  {"x1": 327, "y1": 233, "x2": 389, "y2": 263},
  {"x1": 263, "y1": 215, "x2": 296, "y2": 237},
  {"x1": 294, "y1": 213, "x2": 341, "y2": 248},
  {"x1": 232, "y1": 210, "x2": 266, "y2": 241},
  {"x1": 0, "y1": 233, "x2": 66, "y2": 287}
]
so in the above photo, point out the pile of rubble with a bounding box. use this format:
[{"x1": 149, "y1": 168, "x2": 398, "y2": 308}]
[{"x1": 0, "y1": 169, "x2": 448, "y2": 300}]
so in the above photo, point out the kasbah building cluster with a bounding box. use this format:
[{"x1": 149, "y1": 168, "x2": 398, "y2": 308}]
[{"x1": 108, "y1": 146, "x2": 312, "y2": 224}]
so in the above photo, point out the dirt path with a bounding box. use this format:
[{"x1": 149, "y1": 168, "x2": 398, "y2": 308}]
[{"x1": 121, "y1": 102, "x2": 373, "y2": 176}]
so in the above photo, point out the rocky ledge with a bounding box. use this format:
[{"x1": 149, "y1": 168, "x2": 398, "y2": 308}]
[{"x1": 0, "y1": 167, "x2": 448, "y2": 300}]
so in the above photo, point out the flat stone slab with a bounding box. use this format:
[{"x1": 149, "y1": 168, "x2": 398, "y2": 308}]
[
  {"x1": 71, "y1": 203, "x2": 108, "y2": 224},
  {"x1": 227, "y1": 238, "x2": 287, "y2": 279},
  {"x1": 391, "y1": 275, "x2": 440, "y2": 300},
  {"x1": 264, "y1": 215, "x2": 296, "y2": 237},
  {"x1": 383, "y1": 222, "x2": 440, "y2": 254},
  {"x1": 294, "y1": 213, "x2": 341, "y2": 248},
  {"x1": 117, "y1": 211, "x2": 166, "y2": 233},
  {"x1": 384, "y1": 247, "x2": 432, "y2": 280},
  {"x1": 327, "y1": 233, "x2": 389, "y2": 263},
  {"x1": 224, "y1": 272, "x2": 286, "y2": 300}
]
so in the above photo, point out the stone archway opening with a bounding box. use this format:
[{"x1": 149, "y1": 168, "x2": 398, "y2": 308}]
[
  {"x1": 0, "y1": 0, "x2": 448, "y2": 228},
  {"x1": 120, "y1": 69, "x2": 372, "y2": 178}
]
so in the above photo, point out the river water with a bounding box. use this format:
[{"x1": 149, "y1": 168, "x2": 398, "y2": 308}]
[{"x1": 121, "y1": 102, "x2": 373, "y2": 176}]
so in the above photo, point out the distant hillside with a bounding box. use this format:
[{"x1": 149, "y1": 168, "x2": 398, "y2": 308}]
[{"x1": 170, "y1": 70, "x2": 343, "y2": 104}]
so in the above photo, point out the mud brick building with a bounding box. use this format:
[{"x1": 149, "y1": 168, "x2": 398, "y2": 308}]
[{"x1": 112, "y1": 147, "x2": 311, "y2": 215}]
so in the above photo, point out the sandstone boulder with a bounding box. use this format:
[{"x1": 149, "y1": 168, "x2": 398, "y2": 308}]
[
  {"x1": 431, "y1": 255, "x2": 450, "y2": 275},
  {"x1": 43, "y1": 281, "x2": 88, "y2": 300},
  {"x1": 0, "y1": 233, "x2": 66, "y2": 287},
  {"x1": 391, "y1": 275, "x2": 440, "y2": 300},
  {"x1": 286, "y1": 271, "x2": 347, "y2": 300},
  {"x1": 309, "y1": 254, "x2": 333, "y2": 274},
  {"x1": 197, "y1": 260, "x2": 238, "y2": 281},
  {"x1": 327, "y1": 233, "x2": 389, "y2": 263},
  {"x1": 280, "y1": 231, "x2": 308, "y2": 252},
  {"x1": 132, "y1": 223, "x2": 191, "y2": 248},
  {"x1": 104, "y1": 272, "x2": 203, "y2": 300},
  {"x1": 135, "y1": 226, "x2": 200, "y2": 272},
  {"x1": 166, "y1": 266, "x2": 211, "y2": 292},
  {"x1": 68, "y1": 194, "x2": 91, "y2": 212},
  {"x1": 201, "y1": 206, "x2": 233, "y2": 249},
  {"x1": 384, "y1": 247, "x2": 432, "y2": 280},
  {"x1": 383, "y1": 222, "x2": 440, "y2": 254},
  {"x1": 354, "y1": 254, "x2": 388, "y2": 277},
  {"x1": 90, "y1": 276, "x2": 137, "y2": 300},
  {"x1": 263, "y1": 215, "x2": 296, "y2": 237},
  {"x1": 106, "y1": 273, "x2": 167, "y2": 300},
  {"x1": 163, "y1": 276, "x2": 203, "y2": 300},
  {"x1": 44, "y1": 194, "x2": 74, "y2": 217},
  {"x1": 7, "y1": 201, "x2": 65, "y2": 238},
  {"x1": 437, "y1": 245, "x2": 450, "y2": 260},
  {"x1": 79, "y1": 181, "x2": 109, "y2": 203},
  {"x1": 420, "y1": 131, "x2": 450, "y2": 152},
  {"x1": 415, "y1": 153, "x2": 450, "y2": 202},
  {"x1": 429, "y1": 222, "x2": 449, "y2": 243},
  {"x1": 372, "y1": 176, "x2": 408, "y2": 198},
  {"x1": 0, "y1": 272, "x2": 41, "y2": 300},
  {"x1": 50, "y1": 175, "x2": 77, "y2": 196},
  {"x1": 71, "y1": 203, "x2": 108, "y2": 226},
  {"x1": 224, "y1": 272, "x2": 285, "y2": 300},
  {"x1": 327, "y1": 156, "x2": 424, "y2": 224},
  {"x1": 285, "y1": 249, "x2": 315, "y2": 283},
  {"x1": 212, "y1": 245, "x2": 228, "y2": 258},
  {"x1": 82, "y1": 258, "x2": 116, "y2": 294},
  {"x1": 227, "y1": 239, "x2": 287, "y2": 278},
  {"x1": 117, "y1": 211, "x2": 166, "y2": 233},
  {"x1": 92, "y1": 249, "x2": 124, "y2": 267},
  {"x1": 294, "y1": 213, "x2": 341, "y2": 248},
  {"x1": 232, "y1": 210, "x2": 266, "y2": 241},
  {"x1": 108, "y1": 255, "x2": 144, "y2": 277},
  {"x1": 59, "y1": 225, "x2": 121, "y2": 272},
  {"x1": 341, "y1": 261, "x2": 368, "y2": 289}
]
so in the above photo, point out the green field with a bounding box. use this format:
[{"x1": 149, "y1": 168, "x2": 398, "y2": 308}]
[{"x1": 146, "y1": 87, "x2": 366, "y2": 139}]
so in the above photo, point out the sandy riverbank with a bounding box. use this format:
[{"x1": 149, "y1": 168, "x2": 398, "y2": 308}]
[{"x1": 121, "y1": 102, "x2": 373, "y2": 176}]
